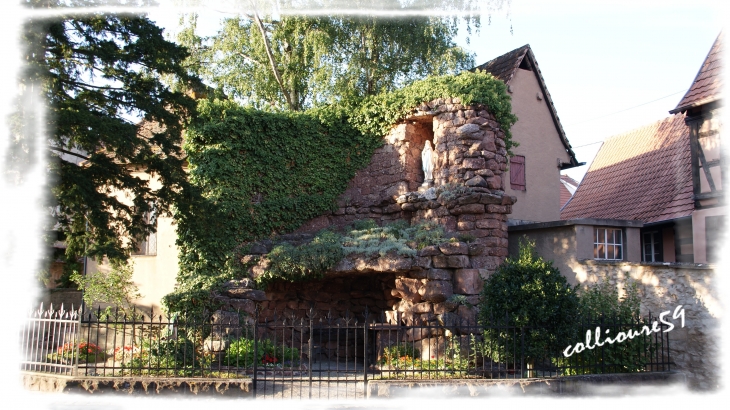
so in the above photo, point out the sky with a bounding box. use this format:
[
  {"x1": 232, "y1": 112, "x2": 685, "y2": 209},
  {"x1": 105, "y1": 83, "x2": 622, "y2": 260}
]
[{"x1": 0, "y1": 1, "x2": 727, "y2": 408}]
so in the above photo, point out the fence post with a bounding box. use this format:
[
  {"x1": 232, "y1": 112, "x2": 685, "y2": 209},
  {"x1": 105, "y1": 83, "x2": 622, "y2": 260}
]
[
  {"x1": 72, "y1": 305, "x2": 82, "y2": 377},
  {"x1": 666, "y1": 318, "x2": 671, "y2": 372},
  {"x1": 363, "y1": 306, "x2": 369, "y2": 397},
  {"x1": 308, "y1": 306, "x2": 314, "y2": 399},
  {"x1": 520, "y1": 326, "x2": 524, "y2": 378},
  {"x1": 253, "y1": 305, "x2": 259, "y2": 398},
  {"x1": 600, "y1": 315, "x2": 605, "y2": 375}
]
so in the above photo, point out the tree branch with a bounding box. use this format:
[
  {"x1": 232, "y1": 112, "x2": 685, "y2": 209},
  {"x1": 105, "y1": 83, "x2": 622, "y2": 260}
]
[
  {"x1": 248, "y1": 0, "x2": 295, "y2": 110},
  {"x1": 49, "y1": 146, "x2": 90, "y2": 161}
]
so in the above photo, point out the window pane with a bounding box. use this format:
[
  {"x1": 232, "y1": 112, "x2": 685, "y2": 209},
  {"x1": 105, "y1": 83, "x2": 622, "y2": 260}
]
[{"x1": 616, "y1": 245, "x2": 623, "y2": 260}]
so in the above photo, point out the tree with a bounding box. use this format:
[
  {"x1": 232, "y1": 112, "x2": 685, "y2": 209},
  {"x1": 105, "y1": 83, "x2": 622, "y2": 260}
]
[
  {"x1": 180, "y1": 0, "x2": 493, "y2": 110},
  {"x1": 477, "y1": 238, "x2": 580, "y2": 364},
  {"x1": 17, "y1": 0, "x2": 199, "y2": 270}
]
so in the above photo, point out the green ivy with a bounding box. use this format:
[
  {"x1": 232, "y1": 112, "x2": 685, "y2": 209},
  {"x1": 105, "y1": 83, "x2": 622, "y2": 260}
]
[
  {"x1": 165, "y1": 71, "x2": 515, "y2": 315},
  {"x1": 348, "y1": 69, "x2": 517, "y2": 151}
]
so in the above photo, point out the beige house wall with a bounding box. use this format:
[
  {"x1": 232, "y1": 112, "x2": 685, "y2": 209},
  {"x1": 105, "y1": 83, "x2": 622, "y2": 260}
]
[
  {"x1": 691, "y1": 205, "x2": 727, "y2": 263},
  {"x1": 505, "y1": 68, "x2": 572, "y2": 223},
  {"x1": 86, "y1": 171, "x2": 179, "y2": 312},
  {"x1": 509, "y1": 221, "x2": 641, "y2": 285}
]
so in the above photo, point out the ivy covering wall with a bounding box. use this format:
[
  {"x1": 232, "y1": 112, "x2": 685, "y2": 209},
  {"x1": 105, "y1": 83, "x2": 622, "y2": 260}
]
[{"x1": 164, "y1": 70, "x2": 517, "y2": 315}]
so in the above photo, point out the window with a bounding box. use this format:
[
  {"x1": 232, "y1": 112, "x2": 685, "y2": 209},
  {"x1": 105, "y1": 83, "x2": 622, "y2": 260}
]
[
  {"x1": 510, "y1": 155, "x2": 526, "y2": 190},
  {"x1": 642, "y1": 231, "x2": 663, "y2": 262},
  {"x1": 133, "y1": 206, "x2": 157, "y2": 256},
  {"x1": 594, "y1": 228, "x2": 623, "y2": 260}
]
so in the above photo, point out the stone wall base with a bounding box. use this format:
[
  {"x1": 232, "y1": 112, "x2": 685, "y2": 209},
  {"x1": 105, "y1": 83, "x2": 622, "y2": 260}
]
[{"x1": 21, "y1": 372, "x2": 253, "y2": 397}]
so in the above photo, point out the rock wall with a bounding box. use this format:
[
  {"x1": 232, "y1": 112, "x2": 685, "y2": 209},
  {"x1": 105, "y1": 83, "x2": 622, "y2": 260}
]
[
  {"x1": 294, "y1": 98, "x2": 512, "y2": 233},
  {"x1": 221, "y1": 239, "x2": 490, "y2": 322},
  {"x1": 575, "y1": 260, "x2": 720, "y2": 391},
  {"x1": 218, "y1": 240, "x2": 491, "y2": 362}
]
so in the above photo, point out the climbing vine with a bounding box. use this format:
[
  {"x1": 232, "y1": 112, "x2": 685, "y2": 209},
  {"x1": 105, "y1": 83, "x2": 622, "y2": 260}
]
[{"x1": 164, "y1": 71, "x2": 515, "y2": 315}]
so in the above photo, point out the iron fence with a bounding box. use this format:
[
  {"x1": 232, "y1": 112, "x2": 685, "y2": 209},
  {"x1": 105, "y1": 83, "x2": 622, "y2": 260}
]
[{"x1": 20, "y1": 303, "x2": 672, "y2": 398}]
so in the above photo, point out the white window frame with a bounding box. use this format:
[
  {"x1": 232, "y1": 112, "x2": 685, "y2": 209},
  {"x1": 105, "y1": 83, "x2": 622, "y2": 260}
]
[{"x1": 594, "y1": 228, "x2": 623, "y2": 260}]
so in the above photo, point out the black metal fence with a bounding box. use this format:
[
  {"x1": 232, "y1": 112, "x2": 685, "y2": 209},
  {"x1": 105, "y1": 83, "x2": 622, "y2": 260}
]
[{"x1": 20, "y1": 303, "x2": 672, "y2": 399}]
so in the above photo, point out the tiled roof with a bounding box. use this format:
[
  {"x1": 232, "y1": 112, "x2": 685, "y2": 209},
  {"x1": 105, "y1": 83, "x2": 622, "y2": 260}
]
[
  {"x1": 670, "y1": 32, "x2": 724, "y2": 114},
  {"x1": 560, "y1": 114, "x2": 693, "y2": 223},
  {"x1": 473, "y1": 45, "x2": 531, "y2": 84},
  {"x1": 473, "y1": 45, "x2": 582, "y2": 169},
  {"x1": 559, "y1": 174, "x2": 579, "y2": 209}
]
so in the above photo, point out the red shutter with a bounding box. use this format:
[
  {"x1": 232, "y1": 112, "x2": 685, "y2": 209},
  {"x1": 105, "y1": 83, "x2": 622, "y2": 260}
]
[{"x1": 510, "y1": 155, "x2": 526, "y2": 190}]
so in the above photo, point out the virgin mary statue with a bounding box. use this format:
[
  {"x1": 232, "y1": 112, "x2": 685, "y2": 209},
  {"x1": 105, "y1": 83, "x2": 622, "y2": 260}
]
[{"x1": 421, "y1": 140, "x2": 435, "y2": 187}]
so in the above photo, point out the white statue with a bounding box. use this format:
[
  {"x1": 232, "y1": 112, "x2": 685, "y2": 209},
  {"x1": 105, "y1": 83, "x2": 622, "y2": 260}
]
[{"x1": 421, "y1": 140, "x2": 435, "y2": 186}]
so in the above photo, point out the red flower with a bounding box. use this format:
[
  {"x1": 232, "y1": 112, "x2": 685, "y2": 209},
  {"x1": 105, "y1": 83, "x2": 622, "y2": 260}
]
[{"x1": 262, "y1": 353, "x2": 278, "y2": 364}]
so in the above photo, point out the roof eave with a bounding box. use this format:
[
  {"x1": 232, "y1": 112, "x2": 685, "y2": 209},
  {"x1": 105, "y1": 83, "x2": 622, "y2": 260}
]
[
  {"x1": 669, "y1": 97, "x2": 722, "y2": 114},
  {"x1": 522, "y1": 48, "x2": 582, "y2": 168}
]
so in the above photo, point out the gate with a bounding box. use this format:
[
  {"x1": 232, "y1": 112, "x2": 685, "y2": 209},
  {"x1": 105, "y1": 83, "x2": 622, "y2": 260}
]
[{"x1": 253, "y1": 310, "x2": 368, "y2": 399}]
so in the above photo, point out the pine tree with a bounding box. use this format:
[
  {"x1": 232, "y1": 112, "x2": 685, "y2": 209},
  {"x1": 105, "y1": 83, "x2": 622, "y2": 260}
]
[{"x1": 17, "y1": 0, "x2": 199, "y2": 269}]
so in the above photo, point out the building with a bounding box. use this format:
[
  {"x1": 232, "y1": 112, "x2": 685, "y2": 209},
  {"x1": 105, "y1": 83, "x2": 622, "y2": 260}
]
[
  {"x1": 560, "y1": 32, "x2": 723, "y2": 265},
  {"x1": 474, "y1": 45, "x2": 583, "y2": 224}
]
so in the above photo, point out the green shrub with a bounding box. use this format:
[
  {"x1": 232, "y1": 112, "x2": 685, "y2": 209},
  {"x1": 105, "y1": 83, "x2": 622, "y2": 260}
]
[
  {"x1": 409, "y1": 221, "x2": 445, "y2": 249},
  {"x1": 225, "y1": 337, "x2": 299, "y2": 367},
  {"x1": 477, "y1": 238, "x2": 580, "y2": 363},
  {"x1": 557, "y1": 280, "x2": 651, "y2": 374},
  {"x1": 70, "y1": 262, "x2": 141, "y2": 320},
  {"x1": 341, "y1": 220, "x2": 446, "y2": 255},
  {"x1": 351, "y1": 219, "x2": 378, "y2": 231},
  {"x1": 121, "y1": 336, "x2": 202, "y2": 376},
  {"x1": 447, "y1": 294, "x2": 471, "y2": 307},
  {"x1": 257, "y1": 230, "x2": 344, "y2": 286},
  {"x1": 579, "y1": 279, "x2": 642, "y2": 319},
  {"x1": 381, "y1": 344, "x2": 420, "y2": 366}
]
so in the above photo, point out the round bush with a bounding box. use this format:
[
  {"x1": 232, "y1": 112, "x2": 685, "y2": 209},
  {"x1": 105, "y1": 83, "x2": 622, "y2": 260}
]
[{"x1": 478, "y1": 238, "x2": 579, "y2": 362}]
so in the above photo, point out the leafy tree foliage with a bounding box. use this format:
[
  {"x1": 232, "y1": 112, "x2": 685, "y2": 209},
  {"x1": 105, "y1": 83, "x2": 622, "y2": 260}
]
[
  {"x1": 19, "y1": 1, "x2": 199, "y2": 266},
  {"x1": 478, "y1": 238, "x2": 580, "y2": 362},
  {"x1": 178, "y1": 0, "x2": 493, "y2": 110}
]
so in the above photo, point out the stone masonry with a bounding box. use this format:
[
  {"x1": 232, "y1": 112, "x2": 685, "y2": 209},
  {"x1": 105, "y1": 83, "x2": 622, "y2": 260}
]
[
  {"x1": 576, "y1": 260, "x2": 720, "y2": 391},
  {"x1": 294, "y1": 97, "x2": 514, "y2": 235}
]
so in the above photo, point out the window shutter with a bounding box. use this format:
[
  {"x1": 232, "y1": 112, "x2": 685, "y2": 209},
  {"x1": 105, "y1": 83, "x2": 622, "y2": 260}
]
[{"x1": 510, "y1": 155, "x2": 526, "y2": 190}]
